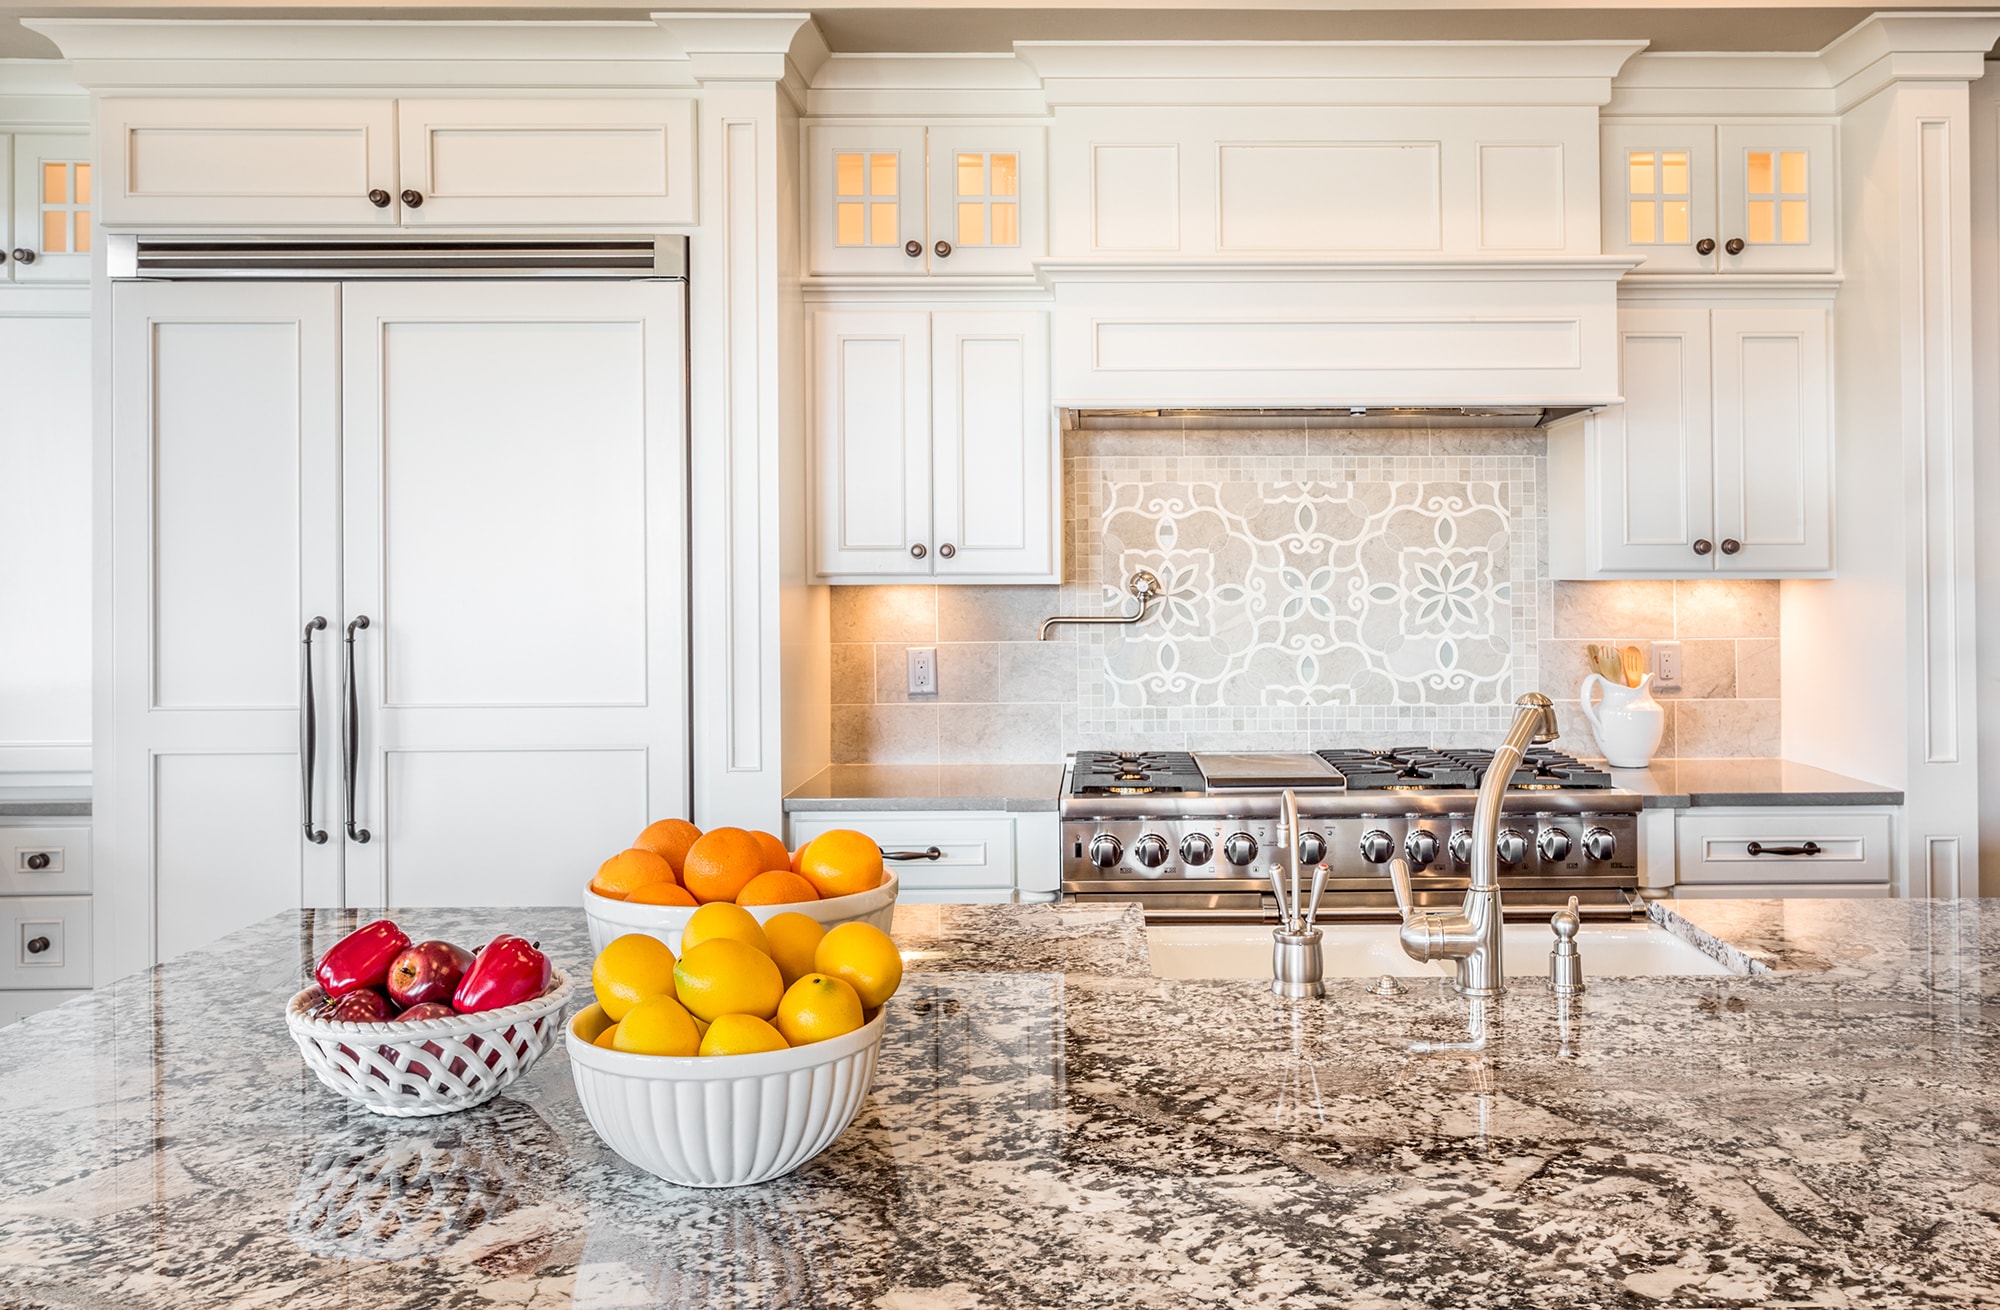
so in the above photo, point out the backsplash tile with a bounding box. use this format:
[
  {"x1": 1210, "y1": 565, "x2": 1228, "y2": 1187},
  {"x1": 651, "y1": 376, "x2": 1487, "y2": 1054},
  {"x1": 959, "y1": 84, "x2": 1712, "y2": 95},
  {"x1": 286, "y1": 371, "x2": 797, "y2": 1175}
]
[{"x1": 828, "y1": 425, "x2": 1782, "y2": 764}]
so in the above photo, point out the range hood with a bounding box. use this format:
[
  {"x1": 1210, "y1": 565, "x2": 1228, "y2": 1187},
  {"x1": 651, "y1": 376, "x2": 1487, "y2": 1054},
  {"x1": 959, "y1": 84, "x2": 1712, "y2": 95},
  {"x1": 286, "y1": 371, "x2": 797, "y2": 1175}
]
[{"x1": 1069, "y1": 405, "x2": 1585, "y2": 430}]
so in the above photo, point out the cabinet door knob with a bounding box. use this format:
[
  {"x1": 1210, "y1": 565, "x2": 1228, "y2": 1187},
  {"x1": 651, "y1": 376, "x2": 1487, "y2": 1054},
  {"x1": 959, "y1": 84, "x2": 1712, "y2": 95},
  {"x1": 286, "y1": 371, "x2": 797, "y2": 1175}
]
[
  {"x1": 26, "y1": 936, "x2": 50, "y2": 955},
  {"x1": 24, "y1": 853, "x2": 50, "y2": 871},
  {"x1": 10, "y1": 249, "x2": 34, "y2": 265},
  {"x1": 904, "y1": 240, "x2": 922, "y2": 258},
  {"x1": 1696, "y1": 238, "x2": 1716, "y2": 255},
  {"x1": 1692, "y1": 539, "x2": 1714, "y2": 556},
  {"x1": 1725, "y1": 237, "x2": 1745, "y2": 255},
  {"x1": 910, "y1": 543, "x2": 927, "y2": 559},
  {"x1": 933, "y1": 240, "x2": 952, "y2": 258},
  {"x1": 401, "y1": 190, "x2": 424, "y2": 209},
  {"x1": 1720, "y1": 538, "x2": 1741, "y2": 555},
  {"x1": 938, "y1": 543, "x2": 956, "y2": 559},
  {"x1": 368, "y1": 189, "x2": 392, "y2": 208}
]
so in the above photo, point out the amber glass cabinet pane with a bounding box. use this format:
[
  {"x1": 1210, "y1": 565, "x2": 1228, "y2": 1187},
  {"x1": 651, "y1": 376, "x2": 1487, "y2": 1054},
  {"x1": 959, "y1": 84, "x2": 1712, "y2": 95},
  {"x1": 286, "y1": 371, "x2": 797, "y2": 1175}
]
[
  {"x1": 835, "y1": 153, "x2": 864, "y2": 198},
  {"x1": 869, "y1": 154, "x2": 897, "y2": 198},
  {"x1": 1747, "y1": 200, "x2": 1775, "y2": 244},
  {"x1": 1779, "y1": 200, "x2": 1808, "y2": 244},
  {"x1": 1746, "y1": 151, "x2": 1773, "y2": 194},
  {"x1": 956, "y1": 153, "x2": 984, "y2": 198},
  {"x1": 836, "y1": 201, "x2": 864, "y2": 245},
  {"x1": 74, "y1": 162, "x2": 91, "y2": 206},
  {"x1": 869, "y1": 201, "x2": 898, "y2": 246},
  {"x1": 43, "y1": 161, "x2": 68, "y2": 204},
  {"x1": 1662, "y1": 201, "x2": 1689, "y2": 245},
  {"x1": 1778, "y1": 151, "x2": 1807, "y2": 195},
  {"x1": 74, "y1": 210, "x2": 92, "y2": 254},
  {"x1": 43, "y1": 210, "x2": 68, "y2": 253},
  {"x1": 1628, "y1": 152, "x2": 1654, "y2": 195},
  {"x1": 990, "y1": 153, "x2": 1018, "y2": 197},
  {"x1": 1628, "y1": 201, "x2": 1656, "y2": 244},
  {"x1": 991, "y1": 202, "x2": 1019, "y2": 246},
  {"x1": 1660, "y1": 151, "x2": 1688, "y2": 196},
  {"x1": 957, "y1": 201, "x2": 986, "y2": 246}
]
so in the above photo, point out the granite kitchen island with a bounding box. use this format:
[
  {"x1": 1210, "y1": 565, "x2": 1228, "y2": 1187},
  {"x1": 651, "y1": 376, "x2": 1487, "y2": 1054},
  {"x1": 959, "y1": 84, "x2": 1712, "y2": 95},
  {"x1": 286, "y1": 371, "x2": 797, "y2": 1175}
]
[{"x1": 0, "y1": 898, "x2": 1994, "y2": 1309}]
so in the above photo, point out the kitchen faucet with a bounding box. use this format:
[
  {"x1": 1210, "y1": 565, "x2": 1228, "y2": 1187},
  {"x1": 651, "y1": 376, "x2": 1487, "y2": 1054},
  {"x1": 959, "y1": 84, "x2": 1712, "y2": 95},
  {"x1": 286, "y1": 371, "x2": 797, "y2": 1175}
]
[
  {"x1": 1269, "y1": 787, "x2": 1328, "y2": 998},
  {"x1": 1389, "y1": 692, "x2": 1560, "y2": 997}
]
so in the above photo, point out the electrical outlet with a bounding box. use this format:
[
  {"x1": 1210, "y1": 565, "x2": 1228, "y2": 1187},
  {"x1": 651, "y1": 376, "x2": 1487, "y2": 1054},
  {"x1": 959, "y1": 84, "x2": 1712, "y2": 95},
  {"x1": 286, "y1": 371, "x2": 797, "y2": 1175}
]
[
  {"x1": 1652, "y1": 641, "x2": 1682, "y2": 689},
  {"x1": 907, "y1": 647, "x2": 937, "y2": 696}
]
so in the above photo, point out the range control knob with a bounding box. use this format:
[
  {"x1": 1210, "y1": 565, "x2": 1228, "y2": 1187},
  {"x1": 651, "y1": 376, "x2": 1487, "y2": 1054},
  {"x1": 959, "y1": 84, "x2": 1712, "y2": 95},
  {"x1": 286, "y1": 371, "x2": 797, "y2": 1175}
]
[
  {"x1": 1180, "y1": 833, "x2": 1214, "y2": 866},
  {"x1": 1496, "y1": 830, "x2": 1529, "y2": 865},
  {"x1": 1448, "y1": 829, "x2": 1474, "y2": 865},
  {"x1": 1297, "y1": 831, "x2": 1328, "y2": 866},
  {"x1": 1538, "y1": 828, "x2": 1573, "y2": 862},
  {"x1": 1405, "y1": 828, "x2": 1439, "y2": 868},
  {"x1": 1088, "y1": 834, "x2": 1123, "y2": 868},
  {"x1": 1358, "y1": 830, "x2": 1395, "y2": 864},
  {"x1": 1583, "y1": 827, "x2": 1617, "y2": 862},
  {"x1": 1133, "y1": 834, "x2": 1171, "y2": 869},
  {"x1": 1223, "y1": 833, "x2": 1259, "y2": 866}
]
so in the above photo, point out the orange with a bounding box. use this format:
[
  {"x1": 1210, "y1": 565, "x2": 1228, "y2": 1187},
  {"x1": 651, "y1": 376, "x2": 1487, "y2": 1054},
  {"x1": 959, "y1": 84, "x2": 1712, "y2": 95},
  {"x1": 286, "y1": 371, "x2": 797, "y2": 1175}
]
[
  {"x1": 681, "y1": 827, "x2": 768, "y2": 904},
  {"x1": 814, "y1": 921, "x2": 903, "y2": 1009},
  {"x1": 736, "y1": 870, "x2": 820, "y2": 907},
  {"x1": 763, "y1": 913, "x2": 827, "y2": 987},
  {"x1": 633, "y1": 818, "x2": 702, "y2": 878},
  {"x1": 626, "y1": 881, "x2": 698, "y2": 907},
  {"x1": 680, "y1": 902, "x2": 771, "y2": 956},
  {"x1": 790, "y1": 845, "x2": 806, "y2": 875},
  {"x1": 591, "y1": 933, "x2": 678, "y2": 1022},
  {"x1": 673, "y1": 938, "x2": 785, "y2": 1023},
  {"x1": 797, "y1": 830, "x2": 885, "y2": 899},
  {"x1": 775, "y1": 974, "x2": 864, "y2": 1046},
  {"x1": 612, "y1": 994, "x2": 700, "y2": 1057},
  {"x1": 572, "y1": 1002, "x2": 613, "y2": 1045},
  {"x1": 593, "y1": 1023, "x2": 621, "y2": 1049},
  {"x1": 698, "y1": 1014, "x2": 789, "y2": 1057},
  {"x1": 750, "y1": 830, "x2": 790, "y2": 875},
  {"x1": 591, "y1": 848, "x2": 676, "y2": 900}
]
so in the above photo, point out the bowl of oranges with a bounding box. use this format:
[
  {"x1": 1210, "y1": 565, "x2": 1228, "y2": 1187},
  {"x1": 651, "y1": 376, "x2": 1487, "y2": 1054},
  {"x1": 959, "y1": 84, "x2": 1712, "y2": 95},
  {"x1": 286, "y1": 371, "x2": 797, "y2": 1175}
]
[
  {"x1": 566, "y1": 902, "x2": 903, "y2": 1187},
  {"x1": 583, "y1": 821, "x2": 896, "y2": 957}
]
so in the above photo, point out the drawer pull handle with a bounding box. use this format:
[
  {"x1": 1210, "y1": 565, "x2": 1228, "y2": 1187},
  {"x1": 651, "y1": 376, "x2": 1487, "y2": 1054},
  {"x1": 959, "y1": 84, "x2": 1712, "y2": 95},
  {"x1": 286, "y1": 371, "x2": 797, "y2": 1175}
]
[
  {"x1": 25, "y1": 853, "x2": 51, "y2": 871},
  {"x1": 884, "y1": 847, "x2": 944, "y2": 862},
  {"x1": 26, "y1": 936, "x2": 50, "y2": 955},
  {"x1": 1747, "y1": 841, "x2": 1822, "y2": 857}
]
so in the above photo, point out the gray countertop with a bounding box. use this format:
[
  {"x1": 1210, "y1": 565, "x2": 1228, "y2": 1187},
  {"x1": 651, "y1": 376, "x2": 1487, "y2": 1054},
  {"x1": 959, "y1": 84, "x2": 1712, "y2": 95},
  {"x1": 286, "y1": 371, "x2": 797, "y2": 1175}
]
[
  {"x1": 783, "y1": 763, "x2": 1062, "y2": 812},
  {"x1": 2, "y1": 896, "x2": 1995, "y2": 1307},
  {"x1": 0, "y1": 785, "x2": 91, "y2": 818},
  {"x1": 1617, "y1": 756, "x2": 1903, "y2": 808}
]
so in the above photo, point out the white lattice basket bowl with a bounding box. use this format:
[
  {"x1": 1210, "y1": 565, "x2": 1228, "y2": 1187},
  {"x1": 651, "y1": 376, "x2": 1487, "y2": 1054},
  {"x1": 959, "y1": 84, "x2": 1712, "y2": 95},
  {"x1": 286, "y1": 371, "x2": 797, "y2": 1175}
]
[
  {"x1": 286, "y1": 970, "x2": 574, "y2": 1118},
  {"x1": 584, "y1": 872, "x2": 898, "y2": 956},
  {"x1": 566, "y1": 1006, "x2": 885, "y2": 1188}
]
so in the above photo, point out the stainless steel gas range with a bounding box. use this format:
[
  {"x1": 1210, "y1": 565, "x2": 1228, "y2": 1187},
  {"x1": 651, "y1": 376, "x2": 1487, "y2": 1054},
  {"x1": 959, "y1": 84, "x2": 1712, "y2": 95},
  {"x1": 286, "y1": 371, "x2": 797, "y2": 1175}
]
[{"x1": 1060, "y1": 747, "x2": 1645, "y2": 922}]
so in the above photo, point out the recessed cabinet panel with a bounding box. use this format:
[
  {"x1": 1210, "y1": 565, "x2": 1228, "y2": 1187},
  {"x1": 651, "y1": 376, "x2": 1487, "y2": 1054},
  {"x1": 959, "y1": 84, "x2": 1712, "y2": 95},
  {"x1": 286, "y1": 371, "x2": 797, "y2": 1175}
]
[
  {"x1": 812, "y1": 311, "x2": 932, "y2": 575},
  {"x1": 1712, "y1": 308, "x2": 1830, "y2": 572},
  {"x1": 932, "y1": 312, "x2": 1053, "y2": 577},
  {"x1": 153, "y1": 752, "x2": 302, "y2": 963},
  {"x1": 1477, "y1": 143, "x2": 1565, "y2": 250},
  {"x1": 1218, "y1": 143, "x2": 1440, "y2": 251},
  {"x1": 1092, "y1": 144, "x2": 1180, "y2": 251},
  {"x1": 9, "y1": 135, "x2": 91, "y2": 283},
  {"x1": 101, "y1": 98, "x2": 398, "y2": 227},
  {"x1": 1597, "y1": 310, "x2": 1715, "y2": 572}
]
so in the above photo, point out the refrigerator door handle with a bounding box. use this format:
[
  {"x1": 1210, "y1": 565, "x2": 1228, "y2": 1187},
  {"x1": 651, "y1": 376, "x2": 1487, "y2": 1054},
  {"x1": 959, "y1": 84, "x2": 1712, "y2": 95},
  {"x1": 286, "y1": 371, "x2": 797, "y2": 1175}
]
[
  {"x1": 300, "y1": 617, "x2": 328, "y2": 844},
  {"x1": 342, "y1": 616, "x2": 372, "y2": 844}
]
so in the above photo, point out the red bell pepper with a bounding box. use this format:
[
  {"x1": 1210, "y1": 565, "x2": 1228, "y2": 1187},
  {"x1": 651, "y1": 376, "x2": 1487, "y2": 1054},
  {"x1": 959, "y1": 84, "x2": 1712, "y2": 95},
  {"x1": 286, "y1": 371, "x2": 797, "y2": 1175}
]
[
  {"x1": 314, "y1": 920, "x2": 410, "y2": 998},
  {"x1": 452, "y1": 935, "x2": 551, "y2": 1013}
]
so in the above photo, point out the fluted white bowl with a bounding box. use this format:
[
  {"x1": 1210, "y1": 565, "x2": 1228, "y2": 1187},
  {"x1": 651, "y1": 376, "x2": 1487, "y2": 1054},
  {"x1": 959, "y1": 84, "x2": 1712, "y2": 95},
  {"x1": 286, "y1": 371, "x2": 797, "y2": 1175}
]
[
  {"x1": 566, "y1": 1009, "x2": 885, "y2": 1187},
  {"x1": 584, "y1": 872, "x2": 898, "y2": 956}
]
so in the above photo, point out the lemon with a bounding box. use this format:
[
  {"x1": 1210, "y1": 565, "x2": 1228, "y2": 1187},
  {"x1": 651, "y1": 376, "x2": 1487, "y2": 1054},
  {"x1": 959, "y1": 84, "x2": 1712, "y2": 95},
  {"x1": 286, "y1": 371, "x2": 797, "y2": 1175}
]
[
  {"x1": 592, "y1": 933, "x2": 678, "y2": 1021},
  {"x1": 814, "y1": 921, "x2": 903, "y2": 1009},
  {"x1": 698, "y1": 1013, "x2": 790, "y2": 1056},
  {"x1": 673, "y1": 938, "x2": 785, "y2": 1023},
  {"x1": 572, "y1": 1001, "x2": 613, "y2": 1045},
  {"x1": 763, "y1": 912, "x2": 827, "y2": 986},
  {"x1": 775, "y1": 973, "x2": 864, "y2": 1046},
  {"x1": 611, "y1": 994, "x2": 700, "y2": 1056},
  {"x1": 680, "y1": 902, "x2": 771, "y2": 957},
  {"x1": 593, "y1": 1023, "x2": 621, "y2": 1049}
]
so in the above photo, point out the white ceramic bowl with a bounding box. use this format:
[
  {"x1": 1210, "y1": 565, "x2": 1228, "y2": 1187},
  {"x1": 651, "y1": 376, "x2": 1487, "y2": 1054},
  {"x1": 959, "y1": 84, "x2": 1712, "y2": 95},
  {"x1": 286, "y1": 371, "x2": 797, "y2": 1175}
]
[
  {"x1": 584, "y1": 871, "x2": 898, "y2": 956},
  {"x1": 566, "y1": 1009, "x2": 885, "y2": 1187}
]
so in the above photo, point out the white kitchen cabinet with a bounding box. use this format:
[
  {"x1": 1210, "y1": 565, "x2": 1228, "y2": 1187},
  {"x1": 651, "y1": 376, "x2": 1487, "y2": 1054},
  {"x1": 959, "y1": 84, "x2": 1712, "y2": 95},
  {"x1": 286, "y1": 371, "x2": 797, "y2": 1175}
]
[
  {"x1": 8, "y1": 134, "x2": 91, "y2": 283},
  {"x1": 811, "y1": 308, "x2": 1056, "y2": 584},
  {"x1": 787, "y1": 811, "x2": 1059, "y2": 903},
  {"x1": 106, "y1": 277, "x2": 690, "y2": 976},
  {"x1": 1602, "y1": 122, "x2": 1836, "y2": 274},
  {"x1": 807, "y1": 123, "x2": 1044, "y2": 277},
  {"x1": 99, "y1": 97, "x2": 695, "y2": 228},
  {"x1": 1674, "y1": 808, "x2": 1894, "y2": 897},
  {"x1": 1550, "y1": 303, "x2": 1831, "y2": 578}
]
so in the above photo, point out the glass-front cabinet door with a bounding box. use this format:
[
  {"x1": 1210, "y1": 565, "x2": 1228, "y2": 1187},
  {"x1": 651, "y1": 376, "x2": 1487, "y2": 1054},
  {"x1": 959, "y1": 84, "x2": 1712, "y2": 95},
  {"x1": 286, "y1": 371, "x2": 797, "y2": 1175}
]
[
  {"x1": 1601, "y1": 125, "x2": 1718, "y2": 274},
  {"x1": 9, "y1": 135, "x2": 91, "y2": 284},
  {"x1": 808, "y1": 125, "x2": 927, "y2": 276},
  {"x1": 807, "y1": 124, "x2": 1043, "y2": 277},
  {"x1": 923, "y1": 125, "x2": 1044, "y2": 277},
  {"x1": 1714, "y1": 124, "x2": 1836, "y2": 274}
]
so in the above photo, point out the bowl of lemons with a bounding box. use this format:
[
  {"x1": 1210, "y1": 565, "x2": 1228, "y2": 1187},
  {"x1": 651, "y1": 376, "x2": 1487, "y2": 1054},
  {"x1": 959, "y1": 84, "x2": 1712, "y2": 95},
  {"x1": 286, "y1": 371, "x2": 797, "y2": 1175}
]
[
  {"x1": 566, "y1": 903, "x2": 903, "y2": 1187},
  {"x1": 583, "y1": 823, "x2": 898, "y2": 957}
]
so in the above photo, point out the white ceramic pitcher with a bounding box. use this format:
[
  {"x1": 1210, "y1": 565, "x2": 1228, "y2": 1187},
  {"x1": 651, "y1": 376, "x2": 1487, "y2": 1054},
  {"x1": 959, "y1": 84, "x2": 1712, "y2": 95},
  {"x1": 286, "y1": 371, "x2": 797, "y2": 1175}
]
[{"x1": 1579, "y1": 672, "x2": 1665, "y2": 768}]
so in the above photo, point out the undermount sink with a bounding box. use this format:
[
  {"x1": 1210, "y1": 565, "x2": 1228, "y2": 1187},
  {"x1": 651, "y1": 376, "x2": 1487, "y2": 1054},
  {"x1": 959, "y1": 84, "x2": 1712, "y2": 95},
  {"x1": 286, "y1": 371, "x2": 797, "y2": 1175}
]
[{"x1": 1147, "y1": 920, "x2": 1738, "y2": 980}]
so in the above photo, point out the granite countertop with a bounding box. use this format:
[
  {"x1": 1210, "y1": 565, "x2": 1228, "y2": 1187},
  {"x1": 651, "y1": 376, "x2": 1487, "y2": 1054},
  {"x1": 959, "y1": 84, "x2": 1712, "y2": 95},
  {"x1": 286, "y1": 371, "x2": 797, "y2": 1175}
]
[
  {"x1": 783, "y1": 763, "x2": 1063, "y2": 812},
  {"x1": 0, "y1": 785, "x2": 91, "y2": 818},
  {"x1": 1616, "y1": 757, "x2": 1904, "y2": 808},
  {"x1": 4, "y1": 897, "x2": 1996, "y2": 1308}
]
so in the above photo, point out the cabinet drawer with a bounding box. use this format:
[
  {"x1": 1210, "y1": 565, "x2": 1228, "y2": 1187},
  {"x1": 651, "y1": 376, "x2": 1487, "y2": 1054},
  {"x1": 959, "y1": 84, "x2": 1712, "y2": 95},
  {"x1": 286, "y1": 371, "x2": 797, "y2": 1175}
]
[
  {"x1": 789, "y1": 814, "x2": 1016, "y2": 893},
  {"x1": 0, "y1": 826, "x2": 91, "y2": 896},
  {"x1": 1676, "y1": 810, "x2": 1891, "y2": 886},
  {"x1": 0, "y1": 896, "x2": 92, "y2": 989},
  {"x1": 0, "y1": 988, "x2": 88, "y2": 1028}
]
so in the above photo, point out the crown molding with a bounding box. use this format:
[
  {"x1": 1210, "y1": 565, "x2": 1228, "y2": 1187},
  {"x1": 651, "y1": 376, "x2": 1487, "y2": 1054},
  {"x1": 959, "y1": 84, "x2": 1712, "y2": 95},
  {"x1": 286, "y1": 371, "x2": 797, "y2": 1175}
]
[
  {"x1": 806, "y1": 52, "x2": 1046, "y2": 117},
  {"x1": 1818, "y1": 11, "x2": 2000, "y2": 111},
  {"x1": 652, "y1": 12, "x2": 822, "y2": 86},
  {"x1": 0, "y1": 58, "x2": 87, "y2": 127}
]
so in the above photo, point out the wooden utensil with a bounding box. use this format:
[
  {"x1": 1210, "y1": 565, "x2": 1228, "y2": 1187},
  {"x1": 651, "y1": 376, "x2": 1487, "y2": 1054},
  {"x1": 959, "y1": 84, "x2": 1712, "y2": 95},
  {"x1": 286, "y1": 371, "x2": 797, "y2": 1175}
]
[{"x1": 1620, "y1": 646, "x2": 1643, "y2": 688}]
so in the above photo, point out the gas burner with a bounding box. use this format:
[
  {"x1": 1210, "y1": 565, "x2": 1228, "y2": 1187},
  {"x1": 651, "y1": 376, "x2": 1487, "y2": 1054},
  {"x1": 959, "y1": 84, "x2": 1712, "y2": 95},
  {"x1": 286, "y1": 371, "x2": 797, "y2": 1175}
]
[
  {"x1": 1107, "y1": 785, "x2": 1155, "y2": 795},
  {"x1": 1069, "y1": 750, "x2": 1204, "y2": 797}
]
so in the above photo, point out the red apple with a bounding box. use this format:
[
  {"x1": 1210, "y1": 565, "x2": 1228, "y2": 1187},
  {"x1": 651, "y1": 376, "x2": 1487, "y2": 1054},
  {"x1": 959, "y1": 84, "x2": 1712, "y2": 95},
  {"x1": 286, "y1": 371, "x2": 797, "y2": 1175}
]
[
  {"x1": 323, "y1": 988, "x2": 391, "y2": 1023},
  {"x1": 315, "y1": 920, "x2": 410, "y2": 998},
  {"x1": 385, "y1": 941, "x2": 474, "y2": 1009},
  {"x1": 451, "y1": 935, "x2": 550, "y2": 1013},
  {"x1": 391, "y1": 1001, "x2": 456, "y2": 1023}
]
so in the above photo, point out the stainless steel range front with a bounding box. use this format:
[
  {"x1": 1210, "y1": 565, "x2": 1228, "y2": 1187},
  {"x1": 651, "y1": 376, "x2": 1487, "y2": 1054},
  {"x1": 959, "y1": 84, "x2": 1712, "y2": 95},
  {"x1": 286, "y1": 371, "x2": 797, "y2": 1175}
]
[{"x1": 1060, "y1": 747, "x2": 1645, "y2": 921}]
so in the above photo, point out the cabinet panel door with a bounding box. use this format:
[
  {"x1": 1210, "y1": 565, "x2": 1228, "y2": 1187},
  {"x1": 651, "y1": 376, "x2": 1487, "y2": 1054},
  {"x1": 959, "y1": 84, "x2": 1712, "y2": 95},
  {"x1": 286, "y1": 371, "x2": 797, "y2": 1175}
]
[
  {"x1": 1599, "y1": 124, "x2": 1717, "y2": 274},
  {"x1": 108, "y1": 282, "x2": 343, "y2": 976},
  {"x1": 807, "y1": 126, "x2": 927, "y2": 276},
  {"x1": 397, "y1": 98, "x2": 696, "y2": 227},
  {"x1": 924, "y1": 126, "x2": 1046, "y2": 276},
  {"x1": 1711, "y1": 307, "x2": 1830, "y2": 573},
  {"x1": 931, "y1": 311, "x2": 1055, "y2": 580},
  {"x1": 9, "y1": 135, "x2": 90, "y2": 283},
  {"x1": 1715, "y1": 124, "x2": 1836, "y2": 274},
  {"x1": 339, "y1": 281, "x2": 690, "y2": 907},
  {"x1": 1594, "y1": 310, "x2": 1715, "y2": 572},
  {"x1": 811, "y1": 311, "x2": 933, "y2": 578}
]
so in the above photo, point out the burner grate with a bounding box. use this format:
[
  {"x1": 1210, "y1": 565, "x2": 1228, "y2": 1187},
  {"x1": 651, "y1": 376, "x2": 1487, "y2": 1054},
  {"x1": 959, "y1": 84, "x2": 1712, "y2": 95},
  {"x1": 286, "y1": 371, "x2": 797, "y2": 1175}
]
[
  {"x1": 1069, "y1": 750, "x2": 1204, "y2": 797},
  {"x1": 1318, "y1": 746, "x2": 1615, "y2": 791}
]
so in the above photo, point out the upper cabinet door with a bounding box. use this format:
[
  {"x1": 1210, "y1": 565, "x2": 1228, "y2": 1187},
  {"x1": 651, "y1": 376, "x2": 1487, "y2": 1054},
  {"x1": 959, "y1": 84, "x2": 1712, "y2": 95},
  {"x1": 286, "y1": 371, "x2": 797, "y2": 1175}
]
[
  {"x1": 807, "y1": 126, "x2": 927, "y2": 276},
  {"x1": 9, "y1": 135, "x2": 91, "y2": 283},
  {"x1": 811, "y1": 310, "x2": 933, "y2": 578},
  {"x1": 931, "y1": 311, "x2": 1055, "y2": 580},
  {"x1": 1600, "y1": 124, "x2": 1718, "y2": 274},
  {"x1": 923, "y1": 126, "x2": 1045, "y2": 277},
  {"x1": 395, "y1": 99, "x2": 696, "y2": 227},
  {"x1": 1711, "y1": 307, "x2": 1830, "y2": 572},
  {"x1": 1594, "y1": 308, "x2": 1717, "y2": 572},
  {"x1": 1714, "y1": 124, "x2": 1836, "y2": 274},
  {"x1": 100, "y1": 98, "x2": 399, "y2": 228}
]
